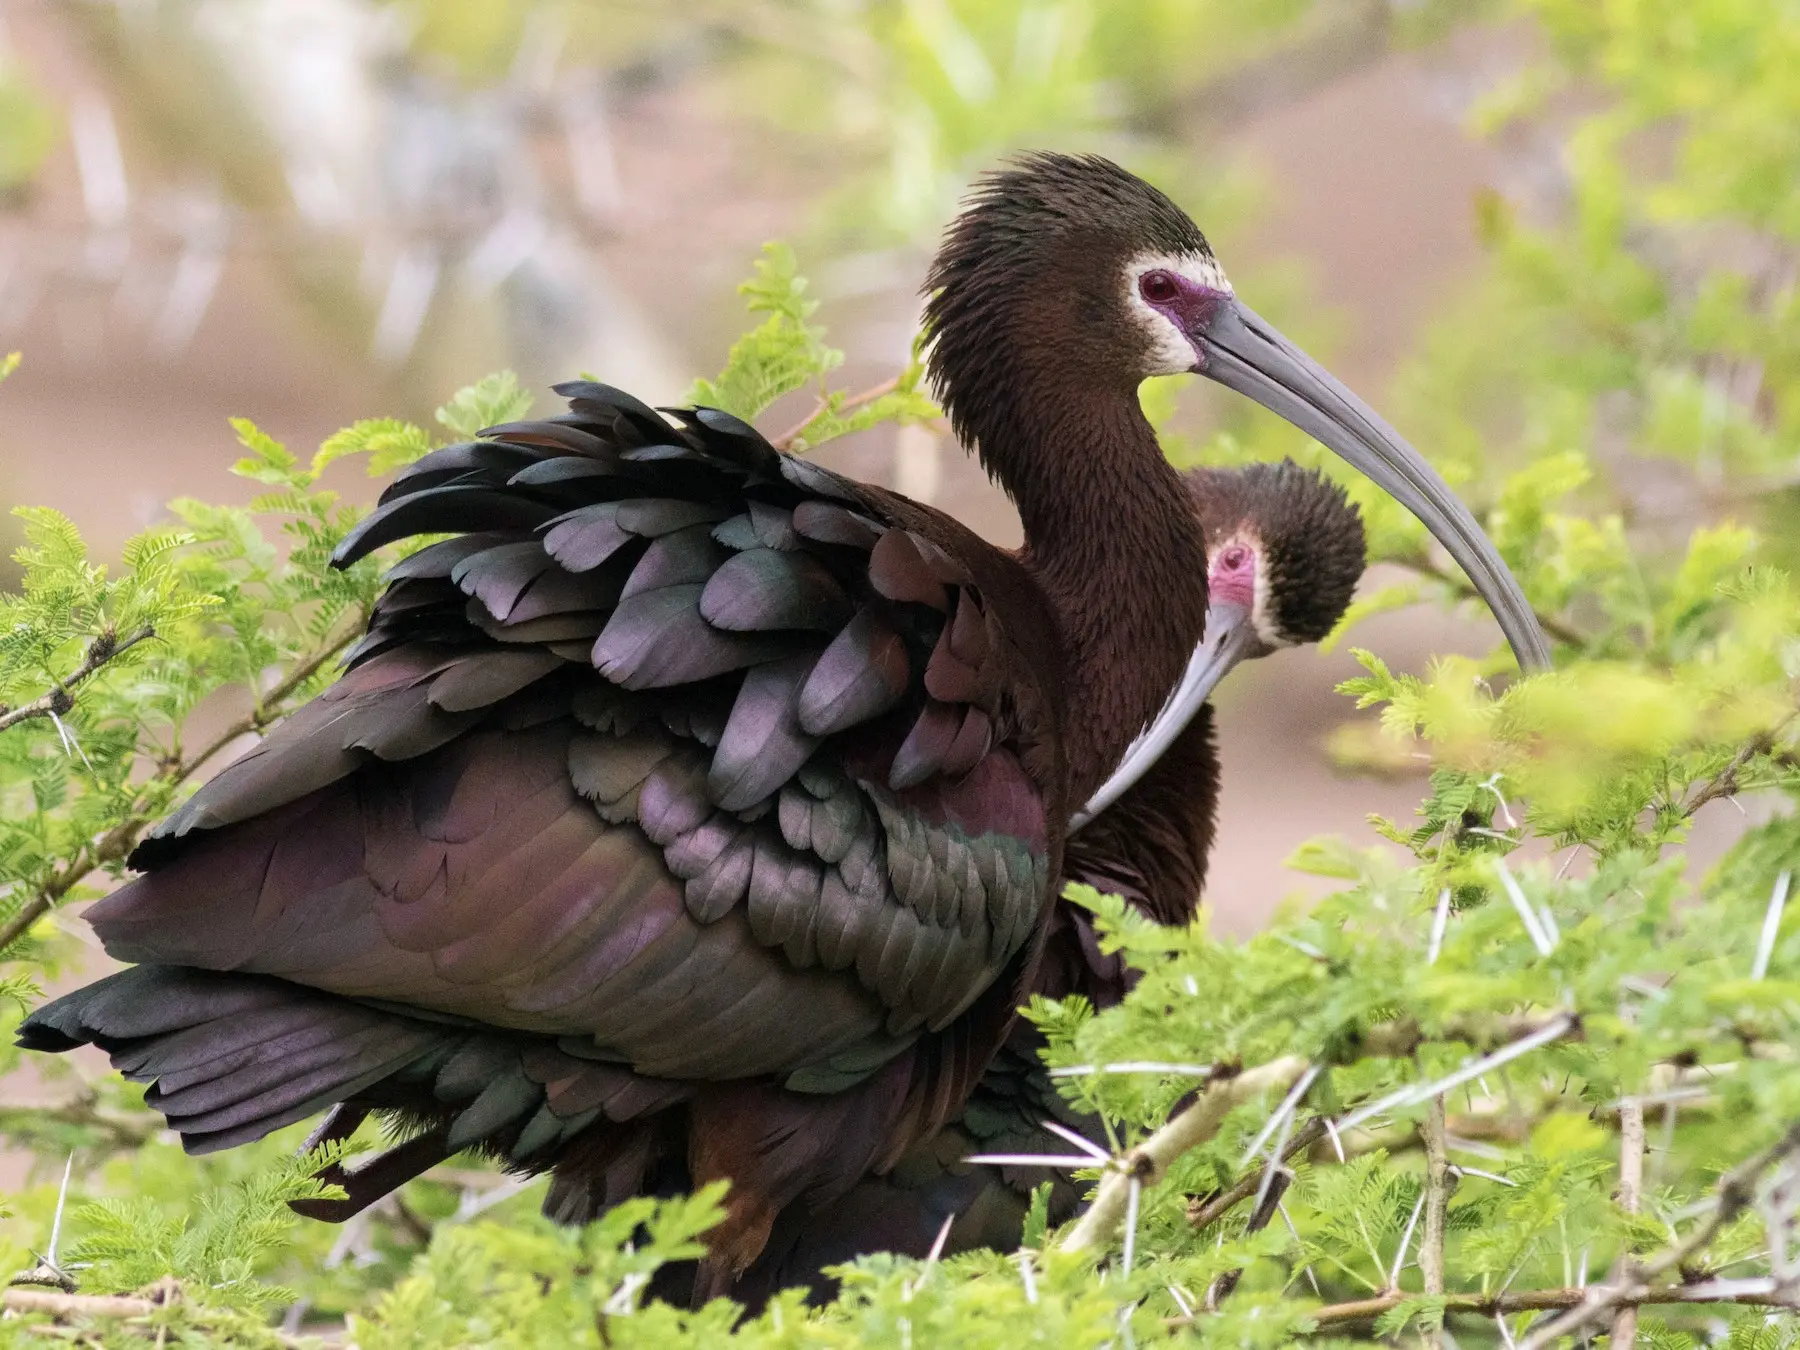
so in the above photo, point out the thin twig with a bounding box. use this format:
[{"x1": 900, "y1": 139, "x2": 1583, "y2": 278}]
[
  {"x1": 0, "y1": 627, "x2": 157, "y2": 734},
  {"x1": 1680, "y1": 710, "x2": 1799, "y2": 818},
  {"x1": 1061, "y1": 1056, "x2": 1311, "y2": 1255},
  {"x1": 1188, "y1": 1118, "x2": 1327, "y2": 1231},
  {"x1": 770, "y1": 374, "x2": 901, "y2": 450},
  {"x1": 1207, "y1": 1168, "x2": 1292, "y2": 1306}
]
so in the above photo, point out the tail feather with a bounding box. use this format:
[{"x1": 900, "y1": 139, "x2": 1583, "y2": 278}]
[{"x1": 16, "y1": 966, "x2": 691, "y2": 1222}]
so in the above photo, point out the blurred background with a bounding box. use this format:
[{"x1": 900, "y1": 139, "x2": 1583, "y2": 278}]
[{"x1": 0, "y1": 0, "x2": 1741, "y2": 931}]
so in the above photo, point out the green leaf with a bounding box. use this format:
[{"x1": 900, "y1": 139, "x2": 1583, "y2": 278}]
[
  {"x1": 315, "y1": 418, "x2": 435, "y2": 477},
  {"x1": 435, "y1": 371, "x2": 534, "y2": 440},
  {"x1": 689, "y1": 242, "x2": 844, "y2": 421}
]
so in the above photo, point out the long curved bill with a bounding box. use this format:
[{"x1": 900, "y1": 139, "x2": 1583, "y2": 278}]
[
  {"x1": 1199, "y1": 301, "x2": 1551, "y2": 674},
  {"x1": 1070, "y1": 601, "x2": 1257, "y2": 833}
]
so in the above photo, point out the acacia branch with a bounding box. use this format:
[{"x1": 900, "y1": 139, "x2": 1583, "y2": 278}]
[
  {"x1": 771, "y1": 375, "x2": 901, "y2": 451},
  {"x1": 0, "y1": 617, "x2": 362, "y2": 958},
  {"x1": 0, "y1": 627, "x2": 157, "y2": 734},
  {"x1": 1518, "y1": 1117, "x2": 1800, "y2": 1348},
  {"x1": 1, "y1": 1285, "x2": 325, "y2": 1347},
  {"x1": 1612, "y1": 1099, "x2": 1647, "y2": 1347},
  {"x1": 1270, "y1": 1279, "x2": 1800, "y2": 1331},
  {"x1": 1060, "y1": 1056, "x2": 1312, "y2": 1255},
  {"x1": 1680, "y1": 708, "x2": 1799, "y2": 817},
  {"x1": 1421, "y1": 1097, "x2": 1451, "y2": 1313}
]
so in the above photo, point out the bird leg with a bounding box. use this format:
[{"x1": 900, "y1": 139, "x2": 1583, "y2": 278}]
[{"x1": 289, "y1": 1119, "x2": 455, "y2": 1223}]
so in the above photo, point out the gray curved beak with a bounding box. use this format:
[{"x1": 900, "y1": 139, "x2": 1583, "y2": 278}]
[
  {"x1": 1070, "y1": 601, "x2": 1257, "y2": 833},
  {"x1": 1197, "y1": 300, "x2": 1551, "y2": 673}
]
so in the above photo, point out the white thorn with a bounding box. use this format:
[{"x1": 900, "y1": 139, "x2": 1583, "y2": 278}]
[
  {"x1": 926, "y1": 1211, "x2": 955, "y2": 1265},
  {"x1": 1016, "y1": 1250, "x2": 1038, "y2": 1304},
  {"x1": 1277, "y1": 1200, "x2": 1322, "y2": 1296},
  {"x1": 1335, "y1": 1014, "x2": 1575, "y2": 1137},
  {"x1": 1039, "y1": 1119, "x2": 1112, "y2": 1161},
  {"x1": 1323, "y1": 1115, "x2": 1347, "y2": 1164},
  {"x1": 1390, "y1": 1188, "x2": 1426, "y2": 1287},
  {"x1": 1753, "y1": 870, "x2": 1790, "y2": 980},
  {"x1": 1493, "y1": 858, "x2": 1555, "y2": 956},
  {"x1": 1049, "y1": 1062, "x2": 1215, "y2": 1078},
  {"x1": 963, "y1": 1153, "x2": 1097, "y2": 1169},
  {"x1": 1236, "y1": 1064, "x2": 1319, "y2": 1168},
  {"x1": 46, "y1": 1153, "x2": 74, "y2": 1267},
  {"x1": 1427, "y1": 887, "x2": 1451, "y2": 965},
  {"x1": 1450, "y1": 1164, "x2": 1518, "y2": 1188},
  {"x1": 1121, "y1": 1176, "x2": 1143, "y2": 1277}
]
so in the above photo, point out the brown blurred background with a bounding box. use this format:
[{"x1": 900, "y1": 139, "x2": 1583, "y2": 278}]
[{"x1": 0, "y1": 0, "x2": 1750, "y2": 937}]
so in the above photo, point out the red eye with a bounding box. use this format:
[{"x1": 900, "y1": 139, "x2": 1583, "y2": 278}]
[
  {"x1": 1219, "y1": 545, "x2": 1252, "y2": 572},
  {"x1": 1139, "y1": 270, "x2": 1179, "y2": 305}
]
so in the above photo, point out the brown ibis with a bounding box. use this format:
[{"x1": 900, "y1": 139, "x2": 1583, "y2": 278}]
[
  {"x1": 18, "y1": 153, "x2": 1543, "y2": 1297},
  {"x1": 727, "y1": 461, "x2": 1368, "y2": 1301}
]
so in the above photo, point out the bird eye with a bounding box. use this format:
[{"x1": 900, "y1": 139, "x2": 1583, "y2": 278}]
[
  {"x1": 1219, "y1": 544, "x2": 1252, "y2": 572},
  {"x1": 1138, "y1": 270, "x2": 1180, "y2": 305}
]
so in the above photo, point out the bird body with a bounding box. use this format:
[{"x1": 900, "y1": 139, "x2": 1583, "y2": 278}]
[
  {"x1": 19, "y1": 154, "x2": 1544, "y2": 1297},
  {"x1": 729, "y1": 461, "x2": 1368, "y2": 1301}
]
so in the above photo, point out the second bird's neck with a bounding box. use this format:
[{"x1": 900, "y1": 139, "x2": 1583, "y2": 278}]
[{"x1": 974, "y1": 380, "x2": 1212, "y2": 805}]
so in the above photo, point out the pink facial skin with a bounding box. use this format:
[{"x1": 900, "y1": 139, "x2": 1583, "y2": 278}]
[
  {"x1": 1208, "y1": 539, "x2": 1256, "y2": 609},
  {"x1": 1137, "y1": 269, "x2": 1229, "y2": 370}
]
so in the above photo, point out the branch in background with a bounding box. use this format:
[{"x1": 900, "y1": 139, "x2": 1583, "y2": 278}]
[
  {"x1": 1395, "y1": 552, "x2": 1586, "y2": 649},
  {"x1": 1611, "y1": 1099, "x2": 1647, "y2": 1348},
  {"x1": 1518, "y1": 1117, "x2": 1800, "y2": 1348},
  {"x1": 1167, "y1": 0, "x2": 1394, "y2": 137},
  {"x1": 1, "y1": 1284, "x2": 323, "y2": 1348},
  {"x1": 0, "y1": 626, "x2": 156, "y2": 734},
  {"x1": 1680, "y1": 709, "x2": 1799, "y2": 818},
  {"x1": 0, "y1": 616, "x2": 363, "y2": 958},
  {"x1": 771, "y1": 374, "x2": 900, "y2": 451},
  {"x1": 1284, "y1": 1279, "x2": 1800, "y2": 1331},
  {"x1": 0, "y1": 1089, "x2": 160, "y2": 1151},
  {"x1": 1060, "y1": 1056, "x2": 1311, "y2": 1255},
  {"x1": 1420, "y1": 1096, "x2": 1451, "y2": 1328}
]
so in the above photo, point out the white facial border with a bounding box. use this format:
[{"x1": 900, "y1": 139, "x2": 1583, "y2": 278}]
[{"x1": 1122, "y1": 250, "x2": 1234, "y2": 377}]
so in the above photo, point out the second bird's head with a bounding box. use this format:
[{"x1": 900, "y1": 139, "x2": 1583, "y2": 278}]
[
  {"x1": 1185, "y1": 459, "x2": 1366, "y2": 684},
  {"x1": 923, "y1": 151, "x2": 1548, "y2": 674}
]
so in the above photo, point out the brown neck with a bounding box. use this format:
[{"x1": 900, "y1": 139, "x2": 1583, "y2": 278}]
[{"x1": 971, "y1": 372, "x2": 1212, "y2": 803}]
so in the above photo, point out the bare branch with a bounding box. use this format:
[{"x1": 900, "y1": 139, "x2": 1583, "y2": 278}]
[
  {"x1": 1421, "y1": 1097, "x2": 1452, "y2": 1316},
  {"x1": 1612, "y1": 1099, "x2": 1647, "y2": 1348},
  {"x1": 2, "y1": 1288, "x2": 160, "y2": 1318},
  {"x1": 1060, "y1": 1056, "x2": 1311, "y2": 1256},
  {"x1": 1196, "y1": 1279, "x2": 1800, "y2": 1333},
  {"x1": 0, "y1": 626, "x2": 156, "y2": 735},
  {"x1": 1187, "y1": 1118, "x2": 1327, "y2": 1231}
]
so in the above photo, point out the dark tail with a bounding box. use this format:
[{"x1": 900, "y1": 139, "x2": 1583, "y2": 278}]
[{"x1": 19, "y1": 966, "x2": 687, "y2": 1221}]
